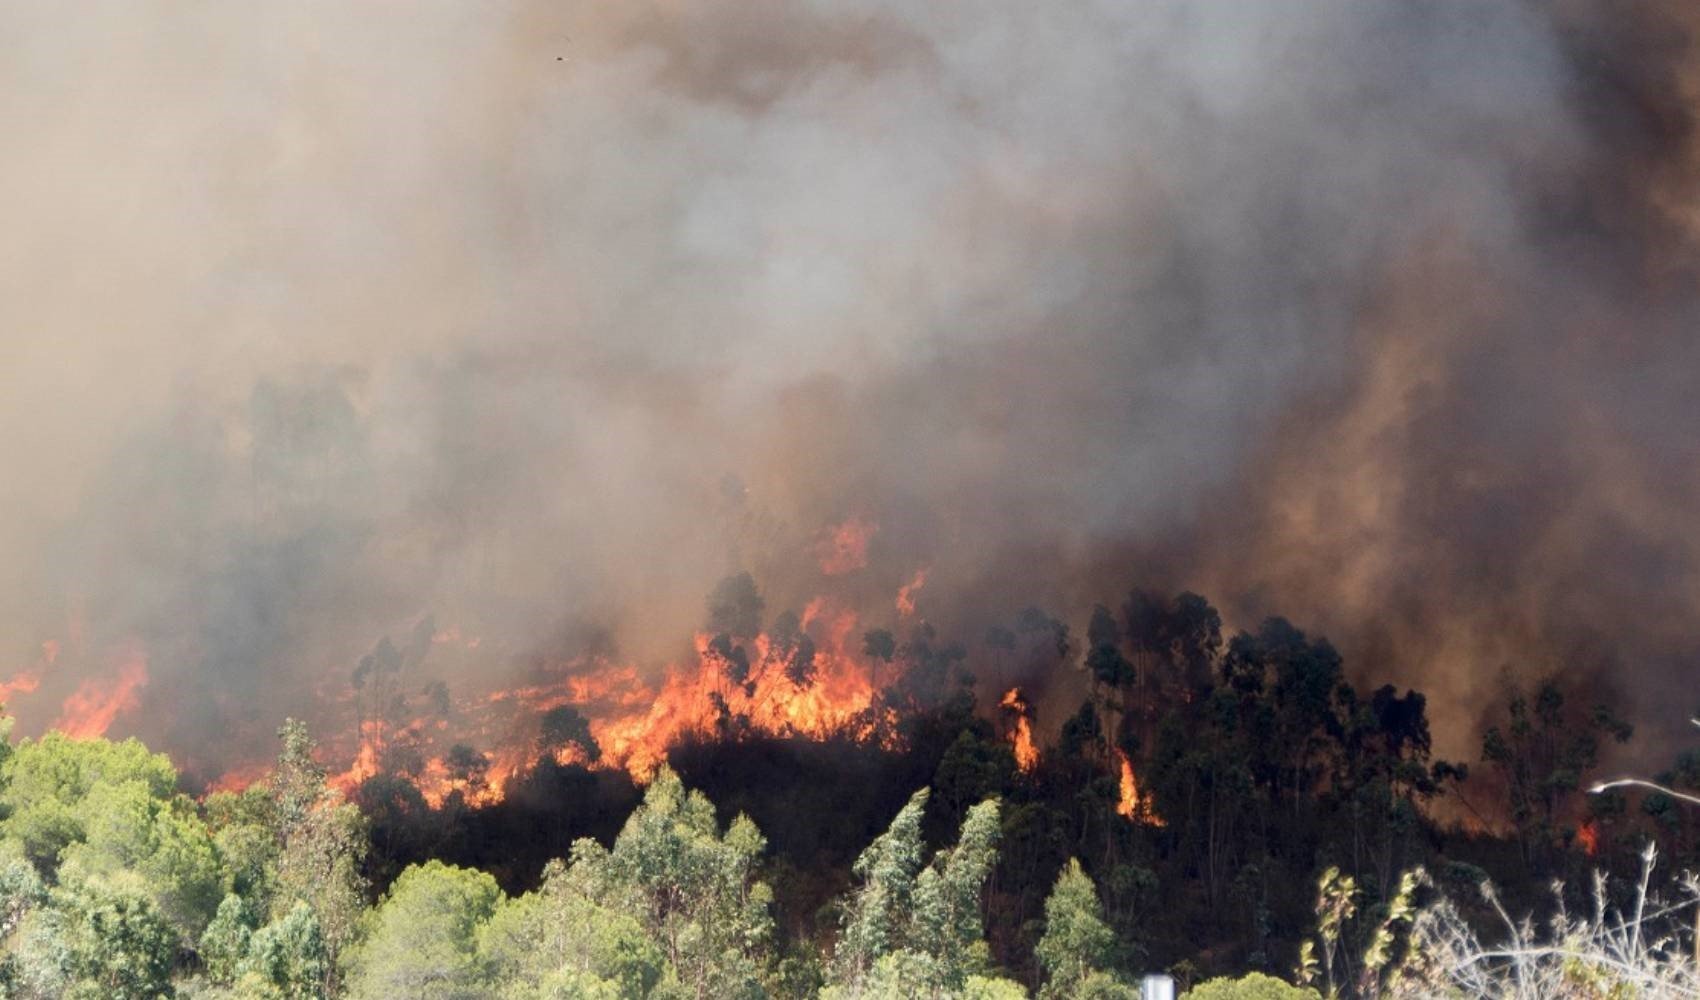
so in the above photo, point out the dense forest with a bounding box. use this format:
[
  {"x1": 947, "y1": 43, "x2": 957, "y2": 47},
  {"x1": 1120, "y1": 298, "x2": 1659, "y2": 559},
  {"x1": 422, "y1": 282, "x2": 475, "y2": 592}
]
[{"x1": 1, "y1": 588, "x2": 1696, "y2": 999}]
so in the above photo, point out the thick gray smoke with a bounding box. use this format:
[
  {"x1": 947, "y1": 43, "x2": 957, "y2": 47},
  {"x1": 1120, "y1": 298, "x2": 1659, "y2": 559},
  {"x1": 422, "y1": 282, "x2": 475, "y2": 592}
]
[{"x1": 0, "y1": 1, "x2": 1695, "y2": 769}]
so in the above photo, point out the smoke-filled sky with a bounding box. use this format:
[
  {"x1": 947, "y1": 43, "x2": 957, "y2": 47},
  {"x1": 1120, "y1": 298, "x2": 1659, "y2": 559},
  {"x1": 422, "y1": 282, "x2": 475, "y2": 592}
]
[{"x1": 1, "y1": 1, "x2": 1697, "y2": 770}]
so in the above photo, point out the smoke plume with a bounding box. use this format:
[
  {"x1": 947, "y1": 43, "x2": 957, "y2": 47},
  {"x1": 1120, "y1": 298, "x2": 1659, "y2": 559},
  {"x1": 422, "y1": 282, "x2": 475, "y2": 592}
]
[{"x1": 1, "y1": 1, "x2": 1696, "y2": 770}]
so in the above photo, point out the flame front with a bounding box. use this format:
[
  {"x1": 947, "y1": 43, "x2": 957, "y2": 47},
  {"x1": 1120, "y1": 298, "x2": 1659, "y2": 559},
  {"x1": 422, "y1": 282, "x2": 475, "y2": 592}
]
[
  {"x1": 312, "y1": 596, "x2": 898, "y2": 804},
  {"x1": 999, "y1": 687, "x2": 1038, "y2": 773},
  {"x1": 592, "y1": 600, "x2": 886, "y2": 780},
  {"x1": 1115, "y1": 749, "x2": 1163, "y2": 826},
  {"x1": 54, "y1": 649, "x2": 147, "y2": 740}
]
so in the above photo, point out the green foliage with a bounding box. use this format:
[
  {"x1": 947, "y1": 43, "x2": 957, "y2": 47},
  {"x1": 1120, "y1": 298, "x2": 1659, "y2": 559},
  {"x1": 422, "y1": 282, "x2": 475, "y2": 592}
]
[
  {"x1": 343, "y1": 860, "x2": 499, "y2": 999},
  {"x1": 0, "y1": 732, "x2": 223, "y2": 943},
  {"x1": 268, "y1": 724, "x2": 368, "y2": 982},
  {"x1": 0, "y1": 733, "x2": 177, "y2": 871},
  {"x1": 0, "y1": 836, "x2": 45, "y2": 939},
  {"x1": 910, "y1": 798, "x2": 1002, "y2": 986},
  {"x1": 569, "y1": 766, "x2": 775, "y2": 998},
  {"x1": 835, "y1": 788, "x2": 930, "y2": 985},
  {"x1": 199, "y1": 894, "x2": 254, "y2": 985},
  {"x1": 208, "y1": 802, "x2": 278, "y2": 910},
  {"x1": 479, "y1": 865, "x2": 666, "y2": 998},
  {"x1": 820, "y1": 952, "x2": 1029, "y2": 999},
  {"x1": 829, "y1": 790, "x2": 1006, "y2": 999},
  {"x1": 1183, "y1": 972, "x2": 1321, "y2": 1000},
  {"x1": 963, "y1": 975, "x2": 1033, "y2": 999},
  {"x1": 272, "y1": 720, "x2": 328, "y2": 834},
  {"x1": 0, "y1": 591, "x2": 1661, "y2": 999},
  {"x1": 1036, "y1": 859, "x2": 1128, "y2": 999},
  {"x1": 241, "y1": 900, "x2": 329, "y2": 999},
  {"x1": 11, "y1": 871, "x2": 178, "y2": 1000},
  {"x1": 65, "y1": 778, "x2": 225, "y2": 939}
]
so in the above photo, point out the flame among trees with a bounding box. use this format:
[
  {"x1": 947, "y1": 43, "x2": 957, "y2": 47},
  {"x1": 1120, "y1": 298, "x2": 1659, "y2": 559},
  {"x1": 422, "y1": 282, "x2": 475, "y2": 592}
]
[
  {"x1": 0, "y1": 576, "x2": 1667, "y2": 997},
  {"x1": 0, "y1": 642, "x2": 151, "y2": 744}
]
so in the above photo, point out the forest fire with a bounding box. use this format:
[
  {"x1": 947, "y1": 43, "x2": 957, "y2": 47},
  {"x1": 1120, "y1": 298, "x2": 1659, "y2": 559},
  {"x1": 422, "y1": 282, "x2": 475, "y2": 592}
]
[
  {"x1": 574, "y1": 599, "x2": 888, "y2": 780},
  {"x1": 1115, "y1": 749, "x2": 1163, "y2": 826},
  {"x1": 999, "y1": 687, "x2": 1038, "y2": 772},
  {"x1": 0, "y1": 640, "x2": 57, "y2": 711},
  {"x1": 0, "y1": 670, "x2": 41, "y2": 706},
  {"x1": 53, "y1": 649, "x2": 147, "y2": 740},
  {"x1": 895, "y1": 568, "x2": 928, "y2": 617},
  {"x1": 305, "y1": 595, "x2": 900, "y2": 805}
]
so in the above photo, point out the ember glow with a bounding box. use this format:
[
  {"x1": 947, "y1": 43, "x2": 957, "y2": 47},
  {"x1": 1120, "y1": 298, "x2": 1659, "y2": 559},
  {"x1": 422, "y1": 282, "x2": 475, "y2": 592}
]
[
  {"x1": 1115, "y1": 749, "x2": 1162, "y2": 826},
  {"x1": 999, "y1": 687, "x2": 1038, "y2": 773},
  {"x1": 1577, "y1": 820, "x2": 1600, "y2": 858}
]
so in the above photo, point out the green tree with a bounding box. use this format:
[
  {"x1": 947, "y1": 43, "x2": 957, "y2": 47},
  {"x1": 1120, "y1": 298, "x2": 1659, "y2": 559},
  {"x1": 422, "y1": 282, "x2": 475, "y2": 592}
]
[
  {"x1": 204, "y1": 784, "x2": 281, "y2": 913},
  {"x1": 12, "y1": 871, "x2": 177, "y2": 1000},
  {"x1": 0, "y1": 733, "x2": 177, "y2": 871},
  {"x1": 1035, "y1": 860, "x2": 1133, "y2": 999},
  {"x1": 65, "y1": 778, "x2": 224, "y2": 939},
  {"x1": 200, "y1": 893, "x2": 255, "y2": 985},
  {"x1": 268, "y1": 721, "x2": 368, "y2": 990},
  {"x1": 343, "y1": 860, "x2": 500, "y2": 999},
  {"x1": 479, "y1": 861, "x2": 666, "y2": 999},
  {"x1": 0, "y1": 733, "x2": 223, "y2": 942},
  {"x1": 834, "y1": 789, "x2": 930, "y2": 987},
  {"x1": 828, "y1": 791, "x2": 1014, "y2": 999},
  {"x1": 241, "y1": 899, "x2": 329, "y2": 999},
  {"x1": 567, "y1": 767, "x2": 773, "y2": 999},
  {"x1": 908, "y1": 799, "x2": 1002, "y2": 990}
]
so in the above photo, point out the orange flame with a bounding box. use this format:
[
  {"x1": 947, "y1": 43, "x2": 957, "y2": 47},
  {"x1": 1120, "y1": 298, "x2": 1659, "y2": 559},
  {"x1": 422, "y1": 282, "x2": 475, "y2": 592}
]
[
  {"x1": 1115, "y1": 749, "x2": 1163, "y2": 826},
  {"x1": 896, "y1": 568, "x2": 928, "y2": 617},
  {"x1": 1577, "y1": 820, "x2": 1599, "y2": 857},
  {"x1": 55, "y1": 648, "x2": 147, "y2": 740},
  {"x1": 590, "y1": 601, "x2": 886, "y2": 780},
  {"x1": 817, "y1": 516, "x2": 877, "y2": 575},
  {"x1": 0, "y1": 672, "x2": 41, "y2": 706},
  {"x1": 999, "y1": 687, "x2": 1038, "y2": 772},
  {"x1": 327, "y1": 723, "x2": 383, "y2": 798},
  {"x1": 0, "y1": 640, "x2": 58, "y2": 709},
  {"x1": 319, "y1": 597, "x2": 898, "y2": 802},
  {"x1": 204, "y1": 762, "x2": 271, "y2": 797}
]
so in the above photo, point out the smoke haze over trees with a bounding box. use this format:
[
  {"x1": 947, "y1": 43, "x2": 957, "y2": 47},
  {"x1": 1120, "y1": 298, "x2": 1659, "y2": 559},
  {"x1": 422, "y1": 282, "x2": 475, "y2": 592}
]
[{"x1": 0, "y1": 2, "x2": 1698, "y2": 777}]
